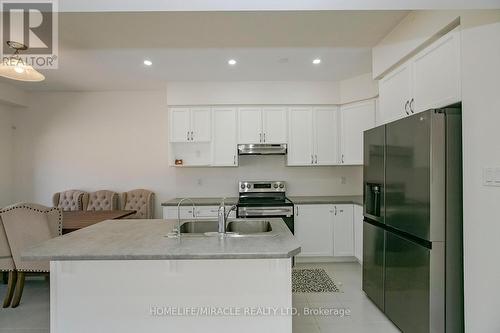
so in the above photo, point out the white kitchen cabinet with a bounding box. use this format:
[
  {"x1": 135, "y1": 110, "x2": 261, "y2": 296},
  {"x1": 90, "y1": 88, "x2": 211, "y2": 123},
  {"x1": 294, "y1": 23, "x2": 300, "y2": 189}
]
[
  {"x1": 295, "y1": 204, "x2": 334, "y2": 257},
  {"x1": 340, "y1": 100, "x2": 376, "y2": 165},
  {"x1": 287, "y1": 107, "x2": 314, "y2": 165},
  {"x1": 262, "y1": 107, "x2": 287, "y2": 143},
  {"x1": 353, "y1": 204, "x2": 364, "y2": 263},
  {"x1": 238, "y1": 107, "x2": 262, "y2": 144},
  {"x1": 238, "y1": 107, "x2": 287, "y2": 144},
  {"x1": 288, "y1": 106, "x2": 339, "y2": 166},
  {"x1": 412, "y1": 27, "x2": 461, "y2": 113},
  {"x1": 169, "y1": 107, "x2": 211, "y2": 142},
  {"x1": 333, "y1": 204, "x2": 354, "y2": 257},
  {"x1": 169, "y1": 108, "x2": 191, "y2": 142},
  {"x1": 378, "y1": 61, "x2": 413, "y2": 125},
  {"x1": 378, "y1": 28, "x2": 461, "y2": 125},
  {"x1": 190, "y1": 108, "x2": 212, "y2": 142},
  {"x1": 314, "y1": 107, "x2": 339, "y2": 165},
  {"x1": 163, "y1": 206, "x2": 236, "y2": 220},
  {"x1": 212, "y1": 107, "x2": 238, "y2": 166}
]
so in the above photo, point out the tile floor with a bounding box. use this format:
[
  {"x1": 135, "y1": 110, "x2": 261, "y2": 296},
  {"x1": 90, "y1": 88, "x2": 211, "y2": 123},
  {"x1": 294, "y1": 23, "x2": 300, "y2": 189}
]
[
  {"x1": 0, "y1": 262, "x2": 400, "y2": 333},
  {"x1": 292, "y1": 262, "x2": 400, "y2": 333}
]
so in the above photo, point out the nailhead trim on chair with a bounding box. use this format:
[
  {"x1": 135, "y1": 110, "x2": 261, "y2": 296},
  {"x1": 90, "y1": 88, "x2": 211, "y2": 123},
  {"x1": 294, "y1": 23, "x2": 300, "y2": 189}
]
[{"x1": 0, "y1": 205, "x2": 63, "y2": 236}]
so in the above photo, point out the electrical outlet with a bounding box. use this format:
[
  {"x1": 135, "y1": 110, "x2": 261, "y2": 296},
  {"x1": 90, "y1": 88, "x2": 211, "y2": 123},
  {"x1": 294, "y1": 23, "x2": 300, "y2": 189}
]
[{"x1": 340, "y1": 176, "x2": 347, "y2": 185}]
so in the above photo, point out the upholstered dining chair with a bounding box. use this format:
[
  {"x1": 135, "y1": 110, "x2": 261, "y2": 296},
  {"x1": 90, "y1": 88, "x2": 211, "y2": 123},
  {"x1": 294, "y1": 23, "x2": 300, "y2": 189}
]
[
  {"x1": 87, "y1": 190, "x2": 119, "y2": 211},
  {"x1": 120, "y1": 189, "x2": 155, "y2": 219},
  {"x1": 52, "y1": 190, "x2": 89, "y2": 211},
  {"x1": 0, "y1": 215, "x2": 16, "y2": 308},
  {"x1": 0, "y1": 203, "x2": 62, "y2": 307}
]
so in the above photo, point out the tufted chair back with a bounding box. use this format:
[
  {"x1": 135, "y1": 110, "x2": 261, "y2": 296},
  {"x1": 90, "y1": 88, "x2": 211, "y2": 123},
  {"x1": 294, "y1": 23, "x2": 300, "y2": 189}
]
[
  {"x1": 52, "y1": 190, "x2": 89, "y2": 211},
  {"x1": 0, "y1": 214, "x2": 15, "y2": 273},
  {"x1": 120, "y1": 189, "x2": 155, "y2": 219},
  {"x1": 87, "y1": 190, "x2": 119, "y2": 211},
  {"x1": 0, "y1": 203, "x2": 62, "y2": 272}
]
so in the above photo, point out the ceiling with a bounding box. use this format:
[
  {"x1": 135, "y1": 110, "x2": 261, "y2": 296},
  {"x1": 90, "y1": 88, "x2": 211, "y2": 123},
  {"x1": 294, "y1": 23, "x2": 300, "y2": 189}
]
[{"x1": 1, "y1": 11, "x2": 408, "y2": 91}]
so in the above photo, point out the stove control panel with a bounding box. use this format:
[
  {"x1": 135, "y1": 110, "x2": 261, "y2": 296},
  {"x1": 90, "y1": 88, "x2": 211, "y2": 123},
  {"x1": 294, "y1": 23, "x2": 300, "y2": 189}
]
[{"x1": 239, "y1": 181, "x2": 286, "y2": 193}]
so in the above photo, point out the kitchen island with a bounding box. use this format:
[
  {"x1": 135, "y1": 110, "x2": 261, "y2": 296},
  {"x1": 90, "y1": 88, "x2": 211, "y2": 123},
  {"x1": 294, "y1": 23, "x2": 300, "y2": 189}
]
[{"x1": 23, "y1": 218, "x2": 300, "y2": 333}]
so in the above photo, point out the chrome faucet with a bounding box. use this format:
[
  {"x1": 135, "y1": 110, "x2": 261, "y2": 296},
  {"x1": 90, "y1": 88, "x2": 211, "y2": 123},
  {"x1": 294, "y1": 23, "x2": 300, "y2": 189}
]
[
  {"x1": 171, "y1": 198, "x2": 196, "y2": 238},
  {"x1": 218, "y1": 198, "x2": 237, "y2": 234}
]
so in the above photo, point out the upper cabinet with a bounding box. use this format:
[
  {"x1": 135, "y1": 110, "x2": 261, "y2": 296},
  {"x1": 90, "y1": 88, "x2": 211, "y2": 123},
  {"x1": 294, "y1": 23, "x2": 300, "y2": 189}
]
[
  {"x1": 287, "y1": 107, "x2": 314, "y2": 165},
  {"x1": 378, "y1": 62, "x2": 413, "y2": 124},
  {"x1": 169, "y1": 107, "x2": 211, "y2": 142},
  {"x1": 238, "y1": 107, "x2": 287, "y2": 144},
  {"x1": 262, "y1": 107, "x2": 287, "y2": 144},
  {"x1": 287, "y1": 106, "x2": 339, "y2": 166},
  {"x1": 377, "y1": 27, "x2": 461, "y2": 125},
  {"x1": 411, "y1": 27, "x2": 461, "y2": 113},
  {"x1": 340, "y1": 100, "x2": 376, "y2": 165},
  {"x1": 212, "y1": 107, "x2": 238, "y2": 167}
]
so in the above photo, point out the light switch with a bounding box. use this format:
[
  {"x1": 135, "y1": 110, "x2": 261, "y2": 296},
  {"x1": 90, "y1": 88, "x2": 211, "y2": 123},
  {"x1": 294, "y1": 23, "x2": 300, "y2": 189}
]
[{"x1": 483, "y1": 167, "x2": 500, "y2": 186}]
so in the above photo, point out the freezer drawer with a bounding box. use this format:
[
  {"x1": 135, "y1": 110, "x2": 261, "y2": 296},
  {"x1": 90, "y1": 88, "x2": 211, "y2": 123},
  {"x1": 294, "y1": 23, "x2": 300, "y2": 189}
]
[
  {"x1": 362, "y1": 221, "x2": 385, "y2": 311},
  {"x1": 385, "y1": 232, "x2": 445, "y2": 333}
]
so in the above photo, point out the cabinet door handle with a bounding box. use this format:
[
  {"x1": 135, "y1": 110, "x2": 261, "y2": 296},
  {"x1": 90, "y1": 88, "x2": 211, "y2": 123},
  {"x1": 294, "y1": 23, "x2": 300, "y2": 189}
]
[
  {"x1": 334, "y1": 206, "x2": 337, "y2": 215},
  {"x1": 315, "y1": 154, "x2": 318, "y2": 164},
  {"x1": 311, "y1": 154, "x2": 314, "y2": 164},
  {"x1": 259, "y1": 133, "x2": 262, "y2": 143},
  {"x1": 263, "y1": 133, "x2": 266, "y2": 142},
  {"x1": 233, "y1": 155, "x2": 236, "y2": 165},
  {"x1": 341, "y1": 154, "x2": 345, "y2": 164},
  {"x1": 187, "y1": 131, "x2": 190, "y2": 141},
  {"x1": 191, "y1": 131, "x2": 194, "y2": 140},
  {"x1": 296, "y1": 206, "x2": 299, "y2": 216},
  {"x1": 410, "y1": 98, "x2": 415, "y2": 113},
  {"x1": 405, "y1": 100, "x2": 410, "y2": 115}
]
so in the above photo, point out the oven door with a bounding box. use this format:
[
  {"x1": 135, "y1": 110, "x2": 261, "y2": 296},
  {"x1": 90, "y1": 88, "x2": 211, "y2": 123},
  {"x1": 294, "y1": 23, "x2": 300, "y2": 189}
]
[{"x1": 237, "y1": 206, "x2": 294, "y2": 234}]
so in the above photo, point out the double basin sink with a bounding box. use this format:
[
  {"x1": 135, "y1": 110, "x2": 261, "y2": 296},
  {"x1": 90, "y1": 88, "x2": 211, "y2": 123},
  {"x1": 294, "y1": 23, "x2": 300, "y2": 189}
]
[{"x1": 179, "y1": 219, "x2": 275, "y2": 238}]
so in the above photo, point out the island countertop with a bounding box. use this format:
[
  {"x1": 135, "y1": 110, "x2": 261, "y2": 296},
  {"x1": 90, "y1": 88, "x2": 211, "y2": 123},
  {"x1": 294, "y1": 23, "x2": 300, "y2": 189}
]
[{"x1": 22, "y1": 218, "x2": 300, "y2": 261}]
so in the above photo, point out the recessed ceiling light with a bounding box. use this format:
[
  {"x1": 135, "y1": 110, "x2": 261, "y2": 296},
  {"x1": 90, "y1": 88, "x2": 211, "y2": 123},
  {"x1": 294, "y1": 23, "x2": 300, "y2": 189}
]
[
  {"x1": 228, "y1": 59, "x2": 237, "y2": 66},
  {"x1": 143, "y1": 60, "x2": 152, "y2": 66},
  {"x1": 312, "y1": 58, "x2": 321, "y2": 65}
]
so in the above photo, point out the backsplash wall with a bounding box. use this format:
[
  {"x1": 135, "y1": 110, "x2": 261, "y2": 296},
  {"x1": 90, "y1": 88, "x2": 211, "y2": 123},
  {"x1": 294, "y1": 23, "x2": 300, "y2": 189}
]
[{"x1": 175, "y1": 155, "x2": 363, "y2": 197}]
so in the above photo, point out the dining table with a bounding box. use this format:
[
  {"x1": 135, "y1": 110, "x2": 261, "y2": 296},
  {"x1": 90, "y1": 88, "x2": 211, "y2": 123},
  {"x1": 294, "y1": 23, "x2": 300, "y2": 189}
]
[{"x1": 62, "y1": 210, "x2": 136, "y2": 234}]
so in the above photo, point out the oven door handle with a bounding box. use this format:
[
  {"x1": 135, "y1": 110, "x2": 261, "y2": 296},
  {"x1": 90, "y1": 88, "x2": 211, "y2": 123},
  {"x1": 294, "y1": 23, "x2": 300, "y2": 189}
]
[{"x1": 238, "y1": 207, "x2": 293, "y2": 217}]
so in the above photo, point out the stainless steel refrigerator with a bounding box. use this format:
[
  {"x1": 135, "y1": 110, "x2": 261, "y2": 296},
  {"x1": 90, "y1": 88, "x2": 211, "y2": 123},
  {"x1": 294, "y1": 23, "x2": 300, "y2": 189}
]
[{"x1": 362, "y1": 105, "x2": 463, "y2": 333}]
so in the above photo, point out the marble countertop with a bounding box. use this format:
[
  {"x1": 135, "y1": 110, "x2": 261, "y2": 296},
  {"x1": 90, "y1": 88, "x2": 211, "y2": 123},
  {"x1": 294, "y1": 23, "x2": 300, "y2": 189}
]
[
  {"x1": 288, "y1": 195, "x2": 363, "y2": 206},
  {"x1": 22, "y1": 218, "x2": 300, "y2": 261},
  {"x1": 162, "y1": 196, "x2": 363, "y2": 207},
  {"x1": 162, "y1": 197, "x2": 238, "y2": 206}
]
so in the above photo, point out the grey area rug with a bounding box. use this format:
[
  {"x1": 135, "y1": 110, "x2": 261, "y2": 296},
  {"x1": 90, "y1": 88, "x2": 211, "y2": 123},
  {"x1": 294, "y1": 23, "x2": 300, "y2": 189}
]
[{"x1": 292, "y1": 268, "x2": 340, "y2": 293}]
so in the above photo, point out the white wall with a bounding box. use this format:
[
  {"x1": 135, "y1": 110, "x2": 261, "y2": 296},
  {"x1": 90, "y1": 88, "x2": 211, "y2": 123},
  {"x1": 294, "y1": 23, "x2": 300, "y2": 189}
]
[
  {"x1": 167, "y1": 81, "x2": 341, "y2": 105},
  {"x1": 12, "y1": 91, "x2": 174, "y2": 218},
  {"x1": 0, "y1": 82, "x2": 29, "y2": 107},
  {"x1": 373, "y1": 9, "x2": 500, "y2": 332},
  {"x1": 11, "y1": 90, "x2": 364, "y2": 218},
  {"x1": 339, "y1": 73, "x2": 378, "y2": 104},
  {"x1": 460, "y1": 10, "x2": 500, "y2": 333},
  {"x1": 0, "y1": 104, "x2": 15, "y2": 207}
]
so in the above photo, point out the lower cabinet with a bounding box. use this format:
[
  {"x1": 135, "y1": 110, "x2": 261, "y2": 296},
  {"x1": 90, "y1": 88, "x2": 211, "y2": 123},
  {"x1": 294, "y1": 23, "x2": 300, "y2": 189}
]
[
  {"x1": 163, "y1": 206, "x2": 236, "y2": 220},
  {"x1": 295, "y1": 204, "x2": 355, "y2": 258},
  {"x1": 333, "y1": 204, "x2": 354, "y2": 257},
  {"x1": 295, "y1": 205, "x2": 334, "y2": 257}
]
